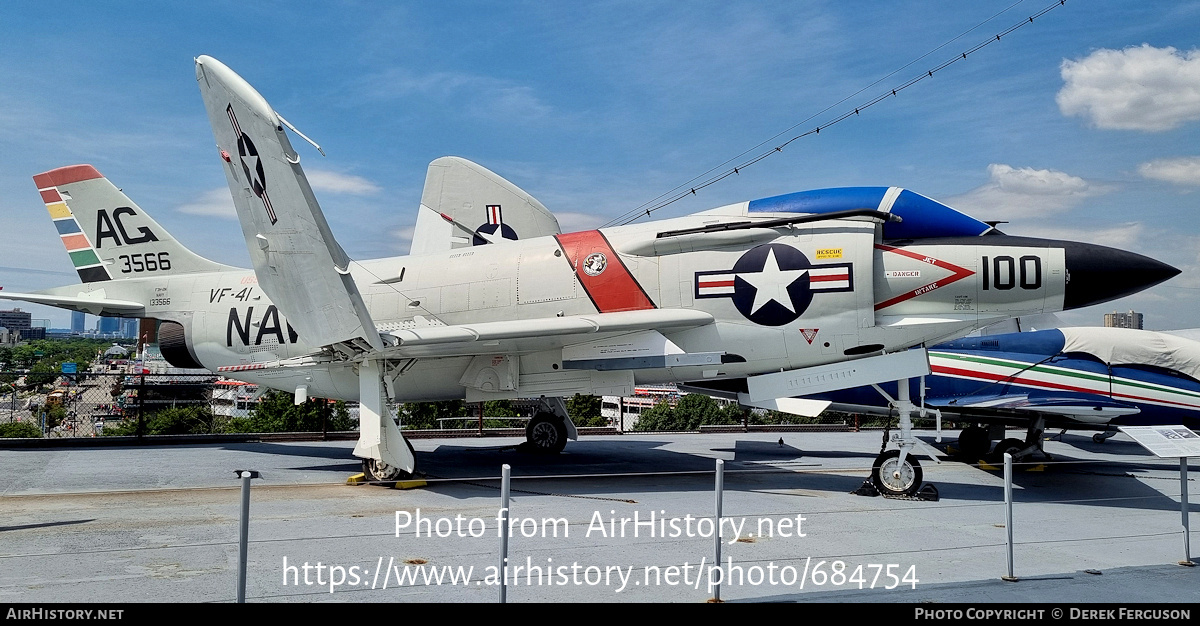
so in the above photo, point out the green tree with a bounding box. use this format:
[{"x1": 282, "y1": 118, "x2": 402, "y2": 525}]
[
  {"x1": 482, "y1": 399, "x2": 516, "y2": 417},
  {"x1": 566, "y1": 394, "x2": 606, "y2": 427},
  {"x1": 398, "y1": 400, "x2": 467, "y2": 429},
  {"x1": 25, "y1": 361, "x2": 57, "y2": 387},
  {"x1": 0, "y1": 422, "x2": 41, "y2": 438},
  {"x1": 223, "y1": 393, "x2": 355, "y2": 433},
  {"x1": 633, "y1": 400, "x2": 682, "y2": 431},
  {"x1": 634, "y1": 394, "x2": 745, "y2": 431}
]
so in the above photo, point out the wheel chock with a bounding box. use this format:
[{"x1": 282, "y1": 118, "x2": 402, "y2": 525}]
[
  {"x1": 916, "y1": 483, "x2": 939, "y2": 501},
  {"x1": 390, "y1": 479, "x2": 428, "y2": 490},
  {"x1": 851, "y1": 480, "x2": 879, "y2": 497},
  {"x1": 347, "y1": 472, "x2": 368, "y2": 485}
]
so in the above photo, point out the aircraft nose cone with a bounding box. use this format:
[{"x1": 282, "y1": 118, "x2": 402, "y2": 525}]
[{"x1": 1063, "y1": 241, "x2": 1179, "y2": 310}]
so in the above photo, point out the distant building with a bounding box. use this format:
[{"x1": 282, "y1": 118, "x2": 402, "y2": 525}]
[
  {"x1": 97, "y1": 316, "x2": 121, "y2": 335},
  {"x1": 1104, "y1": 310, "x2": 1144, "y2": 329},
  {"x1": 120, "y1": 318, "x2": 138, "y2": 339},
  {"x1": 0, "y1": 309, "x2": 31, "y2": 335},
  {"x1": 71, "y1": 311, "x2": 85, "y2": 333}
]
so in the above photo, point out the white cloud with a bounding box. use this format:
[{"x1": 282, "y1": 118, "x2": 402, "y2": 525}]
[
  {"x1": 554, "y1": 211, "x2": 605, "y2": 233},
  {"x1": 362, "y1": 69, "x2": 553, "y2": 123},
  {"x1": 174, "y1": 171, "x2": 379, "y2": 221},
  {"x1": 946, "y1": 164, "x2": 1110, "y2": 220},
  {"x1": 176, "y1": 187, "x2": 236, "y2": 219},
  {"x1": 1004, "y1": 222, "x2": 1145, "y2": 250},
  {"x1": 1138, "y1": 156, "x2": 1200, "y2": 186},
  {"x1": 1057, "y1": 44, "x2": 1200, "y2": 131},
  {"x1": 392, "y1": 225, "x2": 415, "y2": 243},
  {"x1": 306, "y1": 169, "x2": 382, "y2": 195}
]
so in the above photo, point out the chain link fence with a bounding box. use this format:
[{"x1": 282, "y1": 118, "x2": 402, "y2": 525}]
[{"x1": 0, "y1": 371, "x2": 234, "y2": 438}]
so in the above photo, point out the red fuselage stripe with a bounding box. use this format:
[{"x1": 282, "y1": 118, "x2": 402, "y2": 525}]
[{"x1": 555, "y1": 230, "x2": 656, "y2": 313}]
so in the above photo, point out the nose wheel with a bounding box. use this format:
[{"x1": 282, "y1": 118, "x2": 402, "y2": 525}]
[{"x1": 871, "y1": 449, "x2": 924, "y2": 497}]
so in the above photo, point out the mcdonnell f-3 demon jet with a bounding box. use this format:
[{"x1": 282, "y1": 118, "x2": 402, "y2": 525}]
[{"x1": 3, "y1": 56, "x2": 1179, "y2": 496}]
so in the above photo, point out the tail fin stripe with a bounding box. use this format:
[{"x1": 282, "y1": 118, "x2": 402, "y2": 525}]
[
  {"x1": 46, "y1": 202, "x2": 72, "y2": 220},
  {"x1": 52, "y1": 218, "x2": 83, "y2": 235},
  {"x1": 68, "y1": 249, "x2": 102, "y2": 267},
  {"x1": 61, "y1": 233, "x2": 91, "y2": 250},
  {"x1": 40, "y1": 189, "x2": 62, "y2": 204},
  {"x1": 76, "y1": 267, "x2": 111, "y2": 283}
]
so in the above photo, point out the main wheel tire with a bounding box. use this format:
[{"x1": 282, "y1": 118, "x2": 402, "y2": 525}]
[
  {"x1": 525, "y1": 412, "x2": 567, "y2": 454},
  {"x1": 1093, "y1": 433, "x2": 1108, "y2": 444},
  {"x1": 990, "y1": 437, "x2": 1026, "y2": 463},
  {"x1": 957, "y1": 426, "x2": 991, "y2": 461},
  {"x1": 871, "y1": 449, "x2": 923, "y2": 497},
  {"x1": 362, "y1": 438, "x2": 417, "y2": 482}
]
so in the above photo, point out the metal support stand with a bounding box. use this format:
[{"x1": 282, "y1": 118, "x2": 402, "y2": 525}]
[
  {"x1": 234, "y1": 469, "x2": 261, "y2": 602},
  {"x1": 499, "y1": 464, "x2": 511, "y2": 603},
  {"x1": 1181, "y1": 457, "x2": 1194, "y2": 566},
  {"x1": 1002, "y1": 453, "x2": 1018, "y2": 581},
  {"x1": 713, "y1": 459, "x2": 725, "y2": 602}
]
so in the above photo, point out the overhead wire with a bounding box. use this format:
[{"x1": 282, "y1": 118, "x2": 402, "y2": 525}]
[{"x1": 604, "y1": 0, "x2": 1069, "y2": 228}]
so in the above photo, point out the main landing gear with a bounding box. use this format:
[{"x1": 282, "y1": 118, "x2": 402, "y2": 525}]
[
  {"x1": 953, "y1": 416, "x2": 1050, "y2": 464},
  {"x1": 520, "y1": 397, "x2": 577, "y2": 454},
  {"x1": 362, "y1": 438, "x2": 418, "y2": 482}
]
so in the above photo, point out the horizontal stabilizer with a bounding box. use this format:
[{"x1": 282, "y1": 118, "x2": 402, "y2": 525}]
[
  {"x1": 0, "y1": 291, "x2": 144, "y2": 316},
  {"x1": 195, "y1": 55, "x2": 382, "y2": 351}
]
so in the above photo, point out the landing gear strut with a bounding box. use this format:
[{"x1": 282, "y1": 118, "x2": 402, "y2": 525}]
[{"x1": 868, "y1": 377, "x2": 932, "y2": 497}]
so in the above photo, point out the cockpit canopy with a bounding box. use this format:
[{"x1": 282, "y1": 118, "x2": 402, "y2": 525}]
[{"x1": 748, "y1": 187, "x2": 994, "y2": 240}]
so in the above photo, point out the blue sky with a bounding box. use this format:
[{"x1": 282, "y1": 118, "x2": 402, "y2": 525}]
[{"x1": 1, "y1": 1, "x2": 1199, "y2": 330}]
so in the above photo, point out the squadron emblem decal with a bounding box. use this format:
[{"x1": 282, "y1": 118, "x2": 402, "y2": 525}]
[
  {"x1": 695, "y1": 244, "x2": 853, "y2": 326},
  {"x1": 582, "y1": 252, "x2": 607, "y2": 276},
  {"x1": 226, "y1": 104, "x2": 277, "y2": 225}
]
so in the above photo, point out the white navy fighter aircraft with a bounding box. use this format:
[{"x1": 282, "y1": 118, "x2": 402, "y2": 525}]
[{"x1": 2, "y1": 56, "x2": 1179, "y2": 496}]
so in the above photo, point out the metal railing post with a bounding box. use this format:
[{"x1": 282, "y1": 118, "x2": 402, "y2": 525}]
[
  {"x1": 499, "y1": 464, "x2": 511, "y2": 603},
  {"x1": 235, "y1": 469, "x2": 260, "y2": 602},
  {"x1": 1003, "y1": 452, "x2": 1017, "y2": 581},
  {"x1": 713, "y1": 458, "x2": 725, "y2": 601},
  {"x1": 1181, "y1": 457, "x2": 1193, "y2": 566}
]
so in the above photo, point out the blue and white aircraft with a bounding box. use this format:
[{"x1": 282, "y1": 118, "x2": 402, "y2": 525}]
[{"x1": 810, "y1": 327, "x2": 1200, "y2": 463}]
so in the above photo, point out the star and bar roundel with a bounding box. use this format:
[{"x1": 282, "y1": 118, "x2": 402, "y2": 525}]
[{"x1": 695, "y1": 243, "x2": 853, "y2": 326}]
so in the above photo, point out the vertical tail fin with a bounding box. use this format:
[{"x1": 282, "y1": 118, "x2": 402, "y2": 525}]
[
  {"x1": 410, "y1": 156, "x2": 561, "y2": 255},
  {"x1": 33, "y1": 165, "x2": 234, "y2": 282}
]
